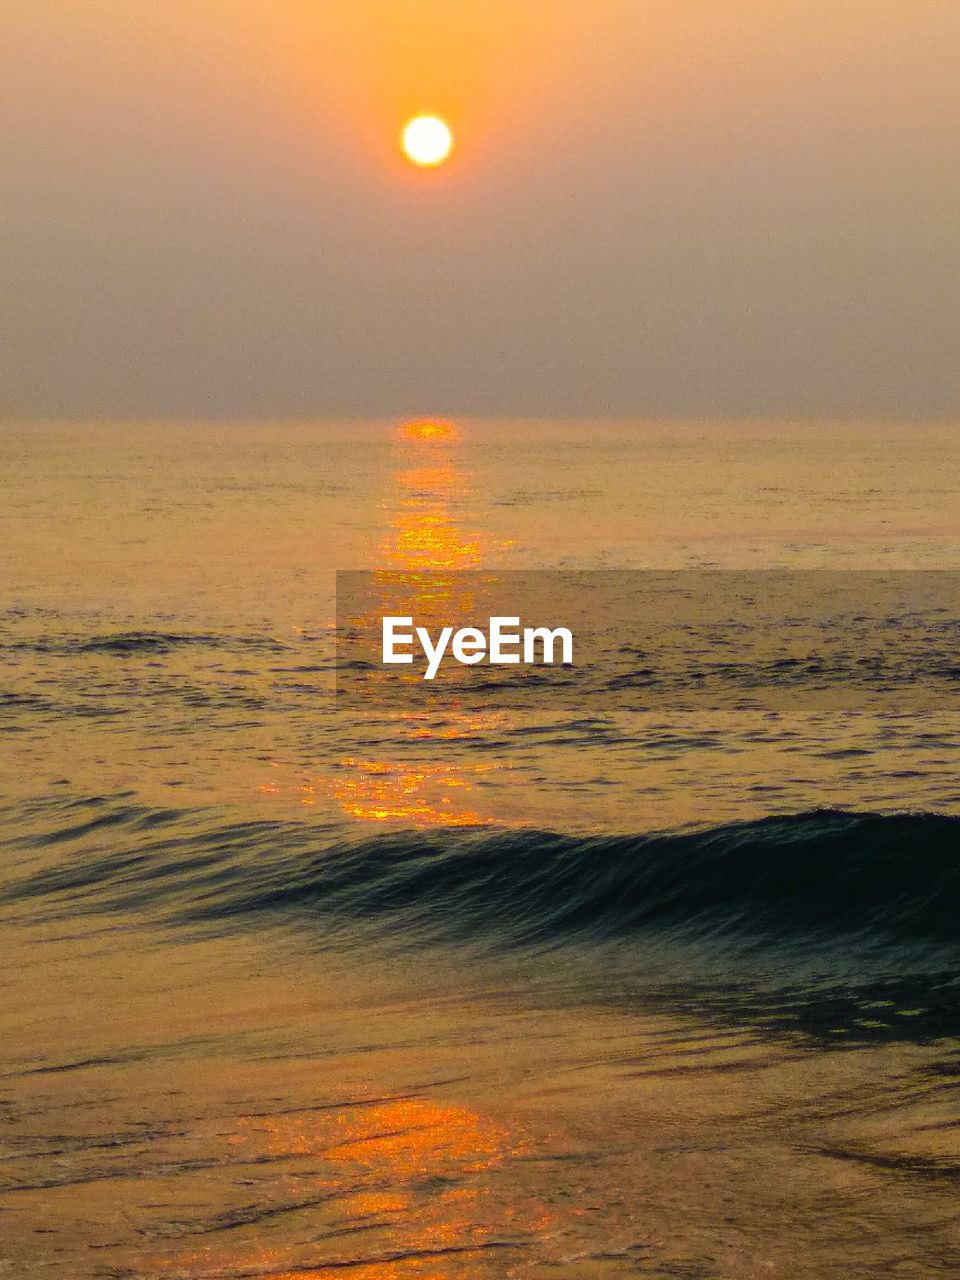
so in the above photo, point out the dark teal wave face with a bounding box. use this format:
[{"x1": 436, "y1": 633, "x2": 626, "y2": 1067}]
[
  {"x1": 3, "y1": 796, "x2": 959, "y2": 952},
  {"x1": 3, "y1": 793, "x2": 960, "y2": 1050}
]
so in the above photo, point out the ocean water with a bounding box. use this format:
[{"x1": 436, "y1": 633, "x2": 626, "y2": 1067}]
[{"x1": 2, "y1": 418, "x2": 960, "y2": 1279}]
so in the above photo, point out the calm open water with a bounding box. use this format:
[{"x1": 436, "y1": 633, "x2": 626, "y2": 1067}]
[{"x1": 2, "y1": 419, "x2": 960, "y2": 1279}]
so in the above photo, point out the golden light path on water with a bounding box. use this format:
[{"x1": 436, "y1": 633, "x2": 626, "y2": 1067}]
[
  {"x1": 313, "y1": 419, "x2": 513, "y2": 828},
  {"x1": 138, "y1": 421, "x2": 559, "y2": 1280},
  {"x1": 155, "y1": 1093, "x2": 543, "y2": 1279},
  {"x1": 161, "y1": 412, "x2": 550, "y2": 1280}
]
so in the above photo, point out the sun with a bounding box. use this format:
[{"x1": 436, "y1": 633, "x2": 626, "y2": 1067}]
[{"x1": 401, "y1": 115, "x2": 453, "y2": 167}]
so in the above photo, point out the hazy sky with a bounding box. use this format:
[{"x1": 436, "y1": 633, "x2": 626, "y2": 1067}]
[{"x1": 3, "y1": 1, "x2": 958, "y2": 419}]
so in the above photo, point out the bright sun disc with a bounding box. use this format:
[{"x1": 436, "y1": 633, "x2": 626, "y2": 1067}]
[{"x1": 402, "y1": 115, "x2": 453, "y2": 167}]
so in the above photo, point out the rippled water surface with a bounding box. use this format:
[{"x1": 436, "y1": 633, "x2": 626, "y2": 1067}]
[{"x1": 2, "y1": 419, "x2": 960, "y2": 1278}]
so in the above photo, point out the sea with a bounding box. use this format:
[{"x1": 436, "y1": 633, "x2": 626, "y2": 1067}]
[{"x1": 2, "y1": 418, "x2": 960, "y2": 1279}]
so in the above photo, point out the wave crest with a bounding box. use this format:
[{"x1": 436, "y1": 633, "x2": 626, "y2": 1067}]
[{"x1": 3, "y1": 804, "x2": 959, "y2": 959}]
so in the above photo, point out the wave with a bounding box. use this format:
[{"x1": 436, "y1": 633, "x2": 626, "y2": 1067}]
[
  {"x1": 2, "y1": 802, "x2": 959, "y2": 964},
  {"x1": 0, "y1": 630, "x2": 293, "y2": 656}
]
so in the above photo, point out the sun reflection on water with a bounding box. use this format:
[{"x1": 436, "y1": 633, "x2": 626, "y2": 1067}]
[
  {"x1": 152, "y1": 1090, "x2": 534, "y2": 1280},
  {"x1": 319, "y1": 420, "x2": 509, "y2": 829},
  {"x1": 324, "y1": 755, "x2": 499, "y2": 827},
  {"x1": 378, "y1": 423, "x2": 482, "y2": 577}
]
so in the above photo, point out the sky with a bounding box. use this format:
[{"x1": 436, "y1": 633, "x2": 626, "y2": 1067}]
[{"x1": 2, "y1": 0, "x2": 959, "y2": 420}]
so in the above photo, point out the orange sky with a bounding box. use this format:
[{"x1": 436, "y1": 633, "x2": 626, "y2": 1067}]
[{"x1": 2, "y1": 1, "x2": 959, "y2": 417}]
